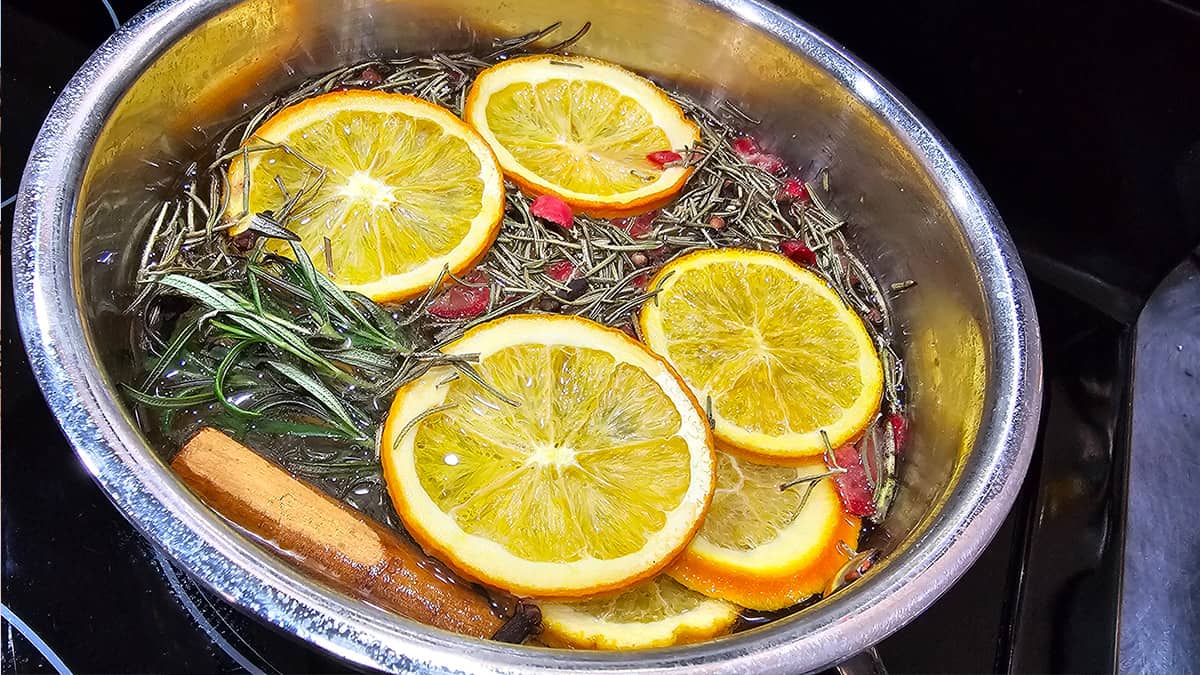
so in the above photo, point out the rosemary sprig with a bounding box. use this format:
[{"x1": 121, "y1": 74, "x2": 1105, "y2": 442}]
[{"x1": 126, "y1": 224, "x2": 458, "y2": 459}]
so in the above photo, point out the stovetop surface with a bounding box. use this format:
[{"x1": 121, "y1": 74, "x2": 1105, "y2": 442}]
[{"x1": 4, "y1": 1, "x2": 1199, "y2": 673}]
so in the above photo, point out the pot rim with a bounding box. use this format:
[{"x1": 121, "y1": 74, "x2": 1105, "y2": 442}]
[{"x1": 12, "y1": 0, "x2": 1041, "y2": 672}]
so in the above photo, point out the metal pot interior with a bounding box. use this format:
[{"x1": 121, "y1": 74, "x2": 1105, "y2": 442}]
[{"x1": 49, "y1": 0, "x2": 1034, "y2": 671}]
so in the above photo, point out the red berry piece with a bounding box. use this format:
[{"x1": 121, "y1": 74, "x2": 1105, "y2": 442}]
[
  {"x1": 646, "y1": 150, "x2": 683, "y2": 167},
  {"x1": 749, "y1": 153, "x2": 786, "y2": 174},
  {"x1": 615, "y1": 210, "x2": 657, "y2": 239},
  {"x1": 731, "y1": 137, "x2": 760, "y2": 158},
  {"x1": 428, "y1": 273, "x2": 490, "y2": 319},
  {"x1": 732, "y1": 136, "x2": 786, "y2": 174},
  {"x1": 545, "y1": 260, "x2": 575, "y2": 283},
  {"x1": 530, "y1": 194, "x2": 574, "y2": 228},
  {"x1": 828, "y1": 444, "x2": 876, "y2": 517},
  {"x1": 780, "y1": 240, "x2": 817, "y2": 267},
  {"x1": 360, "y1": 67, "x2": 383, "y2": 84},
  {"x1": 889, "y1": 414, "x2": 908, "y2": 454},
  {"x1": 780, "y1": 178, "x2": 810, "y2": 201}
]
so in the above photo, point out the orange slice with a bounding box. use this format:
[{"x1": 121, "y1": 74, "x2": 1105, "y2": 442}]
[
  {"x1": 639, "y1": 249, "x2": 884, "y2": 460},
  {"x1": 464, "y1": 54, "x2": 700, "y2": 217},
  {"x1": 538, "y1": 575, "x2": 739, "y2": 649},
  {"x1": 226, "y1": 90, "x2": 505, "y2": 302},
  {"x1": 382, "y1": 314, "x2": 715, "y2": 597},
  {"x1": 668, "y1": 451, "x2": 861, "y2": 610}
]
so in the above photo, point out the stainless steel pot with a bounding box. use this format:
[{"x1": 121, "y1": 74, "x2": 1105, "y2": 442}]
[{"x1": 12, "y1": 0, "x2": 1042, "y2": 672}]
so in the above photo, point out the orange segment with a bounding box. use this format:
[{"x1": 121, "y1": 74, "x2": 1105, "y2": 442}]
[
  {"x1": 225, "y1": 90, "x2": 504, "y2": 302},
  {"x1": 667, "y1": 452, "x2": 861, "y2": 610},
  {"x1": 382, "y1": 314, "x2": 715, "y2": 597},
  {"x1": 464, "y1": 55, "x2": 700, "y2": 217}
]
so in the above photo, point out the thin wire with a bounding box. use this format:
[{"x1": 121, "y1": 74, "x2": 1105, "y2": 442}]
[
  {"x1": 1, "y1": 604, "x2": 73, "y2": 675},
  {"x1": 151, "y1": 549, "x2": 270, "y2": 675},
  {"x1": 99, "y1": 0, "x2": 120, "y2": 30},
  {"x1": 0, "y1": 195, "x2": 15, "y2": 209}
]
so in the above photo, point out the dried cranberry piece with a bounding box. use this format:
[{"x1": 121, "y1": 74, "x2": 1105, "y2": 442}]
[
  {"x1": 889, "y1": 414, "x2": 908, "y2": 454},
  {"x1": 732, "y1": 136, "x2": 785, "y2": 174},
  {"x1": 428, "y1": 272, "x2": 490, "y2": 319},
  {"x1": 646, "y1": 150, "x2": 683, "y2": 167},
  {"x1": 731, "y1": 137, "x2": 760, "y2": 158},
  {"x1": 360, "y1": 67, "x2": 382, "y2": 84},
  {"x1": 780, "y1": 240, "x2": 817, "y2": 267},
  {"x1": 780, "y1": 178, "x2": 810, "y2": 201},
  {"x1": 748, "y1": 153, "x2": 786, "y2": 174},
  {"x1": 615, "y1": 211, "x2": 657, "y2": 239},
  {"x1": 545, "y1": 260, "x2": 575, "y2": 283},
  {"x1": 530, "y1": 195, "x2": 574, "y2": 228},
  {"x1": 230, "y1": 229, "x2": 259, "y2": 253},
  {"x1": 828, "y1": 444, "x2": 876, "y2": 517}
]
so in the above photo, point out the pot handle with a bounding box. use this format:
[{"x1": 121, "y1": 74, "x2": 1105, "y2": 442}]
[{"x1": 834, "y1": 647, "x2": 888, "y2": 675}]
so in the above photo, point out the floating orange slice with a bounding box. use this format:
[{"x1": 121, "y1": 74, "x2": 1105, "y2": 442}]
[
  {"x1": 382, "y1": 314, "x2": 715, "y2": 597},
  {"x1": 639, "y1": 249, "x2": 884, "y2": 460},
  {"x1": 668, "y1": 451, "x2": 861, "y2": 610},
  {"x1": 538, "y1": 575, "x2": 739, "y2": 649},
  {"x1": 464, "y1": 54, "x2": 701, "y2": 218},
  {"x1": 226, "y1": 90, "x2": 505, "y2": 302}
]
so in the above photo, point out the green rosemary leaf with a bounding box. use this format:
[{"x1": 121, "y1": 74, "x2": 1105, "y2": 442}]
[
  {"x1": 214, "y1": 340, "x2": 264, "y2": 417},
  {"x1": 140, "y1": 319, "x2": 200, "y2": 390},
  {"x1": 797, "y1": 478, "x2": 819, "y2": 513},
  {"x1": 156, "y1": 273, "x2": 246, "y2": 313},
  {"x1": 206, "y1": 318, "x2": 261, "y2": 343},
  {"x1": 247, "y1": 264, "x2": 265, "y2": 316},
  {"x1": 248, "y1": 261, "x2": 310, "y2": 299},
  {"x1": 314, "y1": 271, "x2": 406, "y2": 349},
  {"x1": 391, "y1": 403, "x2": 457, "y2": 451},
  {"x1": 121, "y1": 383, "x2": 215, "y2": 409},
  {"x1": 246, "y1": 212, "x2": 301, "y2": 241},
  {"x1": 349, "y1": 291, "x2": 407, "y2": 340},
  {"x1": 248, "y1": 418, "x2": 362, "y2": 440},
  {"x1": 778, "y1": 467, "x2": 844, "y2": 492},
  {"x1": 451, "y1": 361, "x2": 520, "y2": 407},
  {"x1": 267, "y1": 360, "x2": 362, "y2": 438},
  {"x1": 287, "y1": 240, "x2": 331, "y2": 324},
  {"x1": 326, "y1": 348, "x2": 396, "y2": 372},
  {"x1": 868, "y1": 419, "x2": 898, "y2": 524}
]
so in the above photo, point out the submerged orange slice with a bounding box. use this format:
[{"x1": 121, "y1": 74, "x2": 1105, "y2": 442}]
[
  {"x1": 538, "y1": 575, "x2": 739, "y2": 649},
  {"x1": 639, "y1": 249, "x2": 884, "y2": 460},
  {"x1": 226, "y1": 90, "x2": 505, "y2": 302},
  {"x1": 464, "y1": 54, "x2": 701, "y2": 217},
  {"x1": 382, "y1": 314, "x2": 715, "y2": 597},
  {"x1": 668, "y1": 451, "x2": 861, "y2": 610}
]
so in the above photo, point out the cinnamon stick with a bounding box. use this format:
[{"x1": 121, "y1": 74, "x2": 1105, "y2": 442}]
[{"x1": 171, "y1": 427, "x2": 506, "y2": 639}]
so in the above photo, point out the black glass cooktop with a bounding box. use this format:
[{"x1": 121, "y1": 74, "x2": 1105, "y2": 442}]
[{"x1": 4, "y1": 1, "x2": 1199, "y2": 673}]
